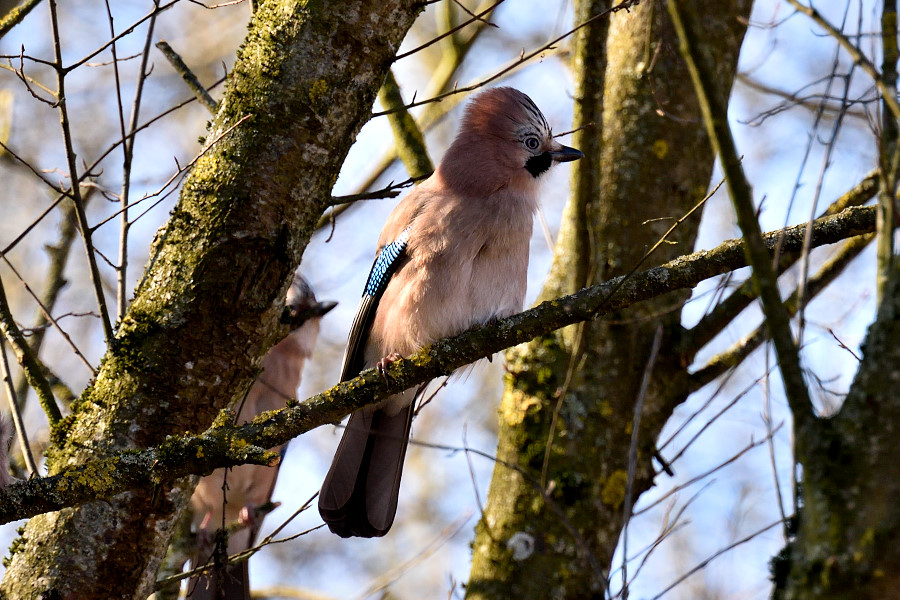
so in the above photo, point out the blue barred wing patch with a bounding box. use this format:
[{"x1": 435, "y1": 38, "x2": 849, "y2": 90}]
[{"x1": 363, "y1": 227, "x2": 410, "y2": 298}]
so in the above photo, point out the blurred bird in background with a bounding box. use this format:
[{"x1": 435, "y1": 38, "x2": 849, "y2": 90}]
[
  {"x1": 188, "y1": 272, "x2": 334, "y2": 600},
  {"x1": 318, "y1": 86, "x2": 582, "y2": 538}
]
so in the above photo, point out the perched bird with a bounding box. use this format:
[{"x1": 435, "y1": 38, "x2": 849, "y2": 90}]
[
  {"x1": 188, "y1": 273, "x2": 334, "y2": 600},
  {"x1": 318, "y1": 87, "x2": 582, "y2": 538}
]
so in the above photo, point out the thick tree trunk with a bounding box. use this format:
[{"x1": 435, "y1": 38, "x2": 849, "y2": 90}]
[
  {"x1": 772, "y1": 245, "x2": 900, "y2": 598},
  {"x1": 0, "y1": 2, "x2": 423, "y2": 598},
  {"x1": 466, "y1": 2, "x2": 752, "y2": 598}
]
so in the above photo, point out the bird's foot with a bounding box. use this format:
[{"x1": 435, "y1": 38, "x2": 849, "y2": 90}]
[
  {"x1": 237, "y1": 505, "x2": 258, "y2": 531},
  {"x1": 376, "y1": 352, "x2": 403, "y2": 382}
]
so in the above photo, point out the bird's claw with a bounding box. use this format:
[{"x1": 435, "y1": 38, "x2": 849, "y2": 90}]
[
  {"x1": 376, "y1": 352, "x2": 403, "y2": 383},
  {"x1": 238, "y1": 505, "x2": 257, "y2": 530}
]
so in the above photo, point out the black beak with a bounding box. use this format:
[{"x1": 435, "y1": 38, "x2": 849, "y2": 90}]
[
  {"x1": 549, "y1": 145, "x2": 584, "y2": 162},
  {"x1": 310, "y1": 300, "x2": 338, "y2": 317},
  {"x1": 284, "y1": 300, "x2": 337, "y2": 327}
]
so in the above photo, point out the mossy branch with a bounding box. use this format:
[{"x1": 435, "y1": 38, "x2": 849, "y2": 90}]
[
  {"x1": 681, "y1": 169, "x2": 878, "y2": 359},
  {"x1": 667, "y1": 0, "x2": 814, "y2": 434},
  {"x1": 379, "y1": 69, "x2": 433, "y2": 178},
  {"x1": 155, "y1": 40, "x2": 218, "y2": 114},
  {"x1": 0, "y1": 277, "x2": 60, "y2": 425},
  {"x1": 0, "y1": 205, "x2": 875, "y2": 525},
  {"x1": 0, "y1": 0, "x2": 43, "y2": 40},
  {"x1": 878, "y1": 0, "x2": 899, "y2": 301},
  {"x1": 689, "y1": 232, "x2": 875, "y2": 392}
]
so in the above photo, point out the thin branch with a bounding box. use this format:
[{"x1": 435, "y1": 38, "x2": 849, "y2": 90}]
[
  {"x1": 0, "y1": 205, "x2": 876, "y2": 525},
  {"x1": 668, "y1": 0, "x2": 813, "y2": 431},
  {"x1": 0, "y1": 0, "x2": 44, "y2": 40},
  {"x1": 681, "y1": 169, "x2": 878, "y2": 359},
  {"x1": 634, "y1": 424, "x2": 784, "y2": 519},
  {"x1": 393, "y1": 0, "x2": 506, "y2": 61},
  {"x1": 621, "y1": 325, "x2": 663, "y2": 599},
  {"x1": 877, "y1": 0, "x2": 899, "y2": 300},
  {"x1": 688, "y1": 232, "x2": 875, "y2": 392},
  {"x1": 106, "y1": 0, "x2": 129, "y2": 324},
  {"x1": 155, "y1": 40, "x2": 218, "y2": 113},
  {"x1": 649, "y1": 518, "x2": 786, "y2": 600},
  {"x1": 0, "y1": 275, "x2": 60, "y2": 425},
  {"x1": 0, "y1": 68, "x2": 228, "y2": 260},
  {"x1": 91, "y1": 113, "x2": 252, "y2": 231},
  {"x1": 762, "y1": 359, "x2": 789, "y2": 538},
  {"x1": 0, "y1": 341, "x2": 38, "y2": 476},
  {"x1": 2, "y1": 252, "x2": 96, "y2": 374},
  {"x1": 117, "y1": 0, "x2": 160, "y2": 321},
  {"x1": 372, "y1": 0, "x2": 641, "y2": 117},
  {"x1": 785, "y1": 0, "x2": 900, "y2": 122},
  {"x1": 49, "y1": 0, "x2": 114, "y2": 342},
  {"x1": 737, "y1": 73, "x2": 869, "y2": 123},
  {"x1": 63, "y1": 0, "x2": 178, "y2": 73}
]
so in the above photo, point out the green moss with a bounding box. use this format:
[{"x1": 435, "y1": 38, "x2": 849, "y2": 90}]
[
  {"x1": 308, "y1": 78, "x2": 328, "y2": 104},
  {"x1": 57, "y1": 457, "x2": 120, "y2": 493},
  {"x1": 3, "y1": 526, "x2": 27, "y2": 568},
  {"x1": 600, "y1": 469, "x2": 628, "y2": 510}
]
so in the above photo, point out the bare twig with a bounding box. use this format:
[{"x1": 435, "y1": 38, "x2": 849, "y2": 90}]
[
  {"x1": 634, "y1": 424, "x2": 784, "y2": 519},
  {"x1": 2, "y1": 253, "x2": 96, "y2": 374},
  {"x1": 621, "y1": 325, "x2": 663, "y2": 599},
  {"x1": 117, "y1": 0, "x2": 160, "y2": 321},
  {"x1": 49, "y1": 0, "x2": 114, "y2": 342},
  {"x1": 785, "y1": 0, "x2": 900, "y2": 122},
  {"x1": 0, "y1": 341, "x2": 38, "y2": 476},
  {"x1": 64, "y1": 0, "x2": 177, "y2": 72},
  {"x1": 762, "y1": 359, "x2": 789, "y2": 538},
  {"x1": 155, "y1": 40, "x2": 218, "y2": 113},
  {"x1": 668, "y1": 0, "x2": 812, "y2": 431},
  {"x1": 0, "y1": 275, "x2": 60, "y2": 425},
  {"x1": 649, "y1": 518, "x2": 786, "y2": 600},
  {"x1": 372, "y1": 0, "x2": 641, "y2": 117}
]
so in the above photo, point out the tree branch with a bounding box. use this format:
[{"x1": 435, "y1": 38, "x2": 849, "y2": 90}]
[
  {"x1": 0, "y1": 205, "x2": 875, "y2": 526},
  {"x1": 681, "y1": 169, "x2": 878, "y2": 359},
  {"x1": 668, "y1": 0, "x2": 814, "y2": 432}
]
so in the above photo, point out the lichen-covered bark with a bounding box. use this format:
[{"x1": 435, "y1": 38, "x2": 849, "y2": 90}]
[
  {"x1": 0, "y1": 1, "x2": 423, "y2": 598},
  {"x1": 772, "y1": 241, "x2": 900, "y2": 596},
  {"x1": 466, "y1": 2, "x2": 752, "y2": 598}
]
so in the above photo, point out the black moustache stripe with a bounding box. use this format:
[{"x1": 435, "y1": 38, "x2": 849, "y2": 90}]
[{"x1": 525, "y1": 152, "x2": 552, "y2": 177}]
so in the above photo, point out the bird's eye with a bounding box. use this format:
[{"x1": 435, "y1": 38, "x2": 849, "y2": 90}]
[{"x1": 524, "y1": 136, "x2": 540, "y2": 151}]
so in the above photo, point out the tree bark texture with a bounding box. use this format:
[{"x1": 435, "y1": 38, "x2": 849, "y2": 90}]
[
  {"x1": 773, "y1": 184, "x2": 900, "y2": 595},
  {"x1": 1, "y1": 1, "x2": 423, "y2": 598},
  {"x1": 466, "y1": 1, "x2": 752, "y2": 598}
]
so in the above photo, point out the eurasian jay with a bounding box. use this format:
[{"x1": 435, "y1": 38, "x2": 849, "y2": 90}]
[
  {"x1": 318, "y1": 86, "x2": 582, "y2": 538},
  {"x1": 188, "y1": 272, "x2": 334, "y2": 600}
]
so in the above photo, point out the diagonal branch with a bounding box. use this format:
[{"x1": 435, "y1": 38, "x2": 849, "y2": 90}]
[
  {"x1": 667, "y1": 0, "x2": 814, "y2": 433},
  {"x1": 681, "y1": 169, "x2": 878, "y2": 359},
  {"x1": 49, "y1": 0, "x2": 114, "y2": 342},
  {"x1": 688, "y1": 232, "x2": 874, "y2": 392},
  {"x1": 785, "y1": 0, "x2": 900, "y2": 122},
  {"x1": 0, "y1": 205, "x2": 875, "y2": 526},
  {"x1": 0, "y1": 275, "x2": 60, "y2": 424}
]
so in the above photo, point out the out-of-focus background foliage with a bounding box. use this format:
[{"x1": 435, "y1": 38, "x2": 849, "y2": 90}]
[{"x1": 0, "y1": 0, "x2": 882, "y2": 597}]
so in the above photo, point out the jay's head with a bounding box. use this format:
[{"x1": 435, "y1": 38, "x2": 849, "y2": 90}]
[
  {"x1": 283, "y1": 273, "x2": 336, "y2": 356},
  {"x1": 441, "y1": 87, "x2": 582, "y2": 196}
]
